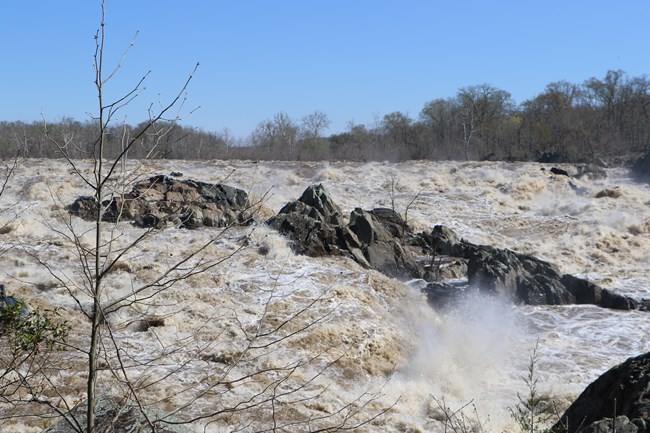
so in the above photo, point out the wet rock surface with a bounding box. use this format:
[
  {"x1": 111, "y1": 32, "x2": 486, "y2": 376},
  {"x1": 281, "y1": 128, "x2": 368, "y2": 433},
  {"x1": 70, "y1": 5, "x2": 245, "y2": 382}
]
[
  {"x1": 69, "y1": 175, "x2": 250, "y2": 229},
  {"x1": 553, "y1": 351, "x2": 650, "y2": 433},
  {"x1": 271, "y1": 184, "x2": 647, "y2": 311},
  {"x1": 631, "y1": 151, "x2": 650, "y2": 182}
]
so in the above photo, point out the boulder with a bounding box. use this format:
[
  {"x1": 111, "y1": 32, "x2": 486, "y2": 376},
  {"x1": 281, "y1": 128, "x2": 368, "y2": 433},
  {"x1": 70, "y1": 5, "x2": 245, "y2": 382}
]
[
  {"x1": 465, "y1": 244, "x2": 574, "y2": 305},
  {"x1": 561, "y1": 274, "x2": 639, "y2": 310},
  {"x1": 0, "y1": 283, "x2": 19, "y2": 310},
  {"x1": 41, "y1": 395, "x2": 194, "y2": 433},
  {"x1": 69, "y1": 175, "x2": 250, "y2": 229},
  {"x1": 631, "y1": 151, "x2": 650, "y2": 182},
  {"x1": 348, "y1": 208, "x2": 419, "y2": 278},
  {"x1": 550, "y1": 167, "x2": 571, "y2": 177},
  {"x1": 267, "y1": 184, "x2": 347, "y2": 257},
  {"x1": 553, "y1": 351, "x2": 650, "y2": 433},
  {"x1": 0, "y1": 283, "x2": 30, "y2": 318},
  {"x1": 268, "y1": 185, "x2": 420, "y2": 278}
]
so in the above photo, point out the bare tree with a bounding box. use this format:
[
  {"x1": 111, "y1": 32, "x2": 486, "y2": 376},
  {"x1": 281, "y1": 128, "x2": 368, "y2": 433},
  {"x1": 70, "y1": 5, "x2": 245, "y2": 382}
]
[
  {"x1": 1, "y1": 3, "x2": 394, "y2": 432},
  {"x1": 302, "y1": 111, "x2": 331, "y2": 140}
]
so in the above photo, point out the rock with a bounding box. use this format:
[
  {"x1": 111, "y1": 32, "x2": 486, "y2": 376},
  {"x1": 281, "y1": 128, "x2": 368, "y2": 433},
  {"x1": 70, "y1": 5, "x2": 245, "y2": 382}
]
[
  {"x1": 69, "y1": 175, "x2": 250, "y2": 229},
  {"x1": 550, "y1": 167, "x2": 571, "y2": 177},
  {"x1": 0, "y1": 283, "x2": 30, "y2": 318},
  {"x1": 267, "y1": 185, "x2": 345, "y2": 257},
  {"x1": 595, "y1": 188, "x2": 622, "y2": 199},
  {"x1": 268, "y1": 185, "x2": 420, "y2": 278},
  {"x1": 422, "y1": 282, "x2": 465, "y2": 308},
  {"x1": 270, "y1": 187, "x2": 646, "y2": 311},
  {"x1": 553, "y1": 351, "x2": 650, "y2": 433},
  {"x1": 561, "y1": 274, "x2": 639, "y2": 310},
  {"x1": 41, "y1": 395, "x2": 194, "y2": 433},
  {"x1": 578, "y1": 416, "x2": 638, "y2": 433},
  {"x1": 425, "y1": 225, "x2": 465, "y2": 257},
  {"x1": 348, "y1": 208, "x2": 419, "y2": 278},
  {"x1": 575, "y1": 164, "x2": 608, "y2": 180},
  {"x1": 0, "y1": 283, "x2": 19, "y2": 310},
  {"x1": 631, "y1": 151, "x2": 650, "y2": 182},
  {"x1": 465, "y1": 244, "x2": 574, "y2": 305},
  {"x1": 297, "y1": 183, "x2": 344, "y2": 224}
]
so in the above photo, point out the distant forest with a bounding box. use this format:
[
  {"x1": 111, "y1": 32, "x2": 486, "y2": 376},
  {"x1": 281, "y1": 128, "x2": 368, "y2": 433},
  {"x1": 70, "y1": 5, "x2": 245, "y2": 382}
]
[{"x1": 2, "y1": 69, "x2": 649, "y2": 163}]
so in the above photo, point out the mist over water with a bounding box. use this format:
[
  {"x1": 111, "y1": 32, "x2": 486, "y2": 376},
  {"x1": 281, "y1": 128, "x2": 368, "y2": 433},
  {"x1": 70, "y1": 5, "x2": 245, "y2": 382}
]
[{"x1": 2, "y1": 159, "x2": 650, "y2": 432}]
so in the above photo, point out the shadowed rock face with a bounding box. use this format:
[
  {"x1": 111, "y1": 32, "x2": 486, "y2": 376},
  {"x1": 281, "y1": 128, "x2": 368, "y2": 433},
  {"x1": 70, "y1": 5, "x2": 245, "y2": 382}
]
[
  {"x1": 270, "y1": 184, "x2": 646, "y2": 312},
  {"x1": 632, "y1": 151, "x2": 650, "y2": 182},
  {"x1": 553, "y1": 351, "x2": 650, "y2": 433},
  {"x1": 68, "y1": 175, "x2": 250, "y2": 229},
  {"x1": 267, "y1": 184, "x2": 419, "y2": 278}
]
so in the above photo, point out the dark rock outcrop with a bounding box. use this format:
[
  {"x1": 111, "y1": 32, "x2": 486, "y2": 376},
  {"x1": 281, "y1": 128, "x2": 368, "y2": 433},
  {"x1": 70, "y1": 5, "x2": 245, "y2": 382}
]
[
  {"x1": 267, "y1": 185, "x2": 420, "y2": 278},
  {"x1": 0, "y1": 283, "x2": 30, "y2": 318},
  {"x1": 270, "y1": 185, "x2": 646, "y2": 311},
  {"x1": 553, "y1": 351, "x2": 650, "y2": 433},
  {"x1": 0, "y1": 283, "x2": 19, "y2": 311},
  {"x1": 550, "y1": 167, "x2": 571, "y2": 177},
  {"x1": 42, "y1": 395, "x2": 193, "y2": 433},
  {"x1": 69, "y1": 175, "x2": 250, "y2": 229},
  {"x1": 267, "y1": 184, "x2": 347, "y2": 258},
  {"x1": 631, "y1": 151, "x2": 650, "y2": 182},
  {"x1": 561, "y1": 274, "x2": 640, "y2": 310},
  {"x1": 465, "y1": 244, "x2": 574, "y2": 305}
]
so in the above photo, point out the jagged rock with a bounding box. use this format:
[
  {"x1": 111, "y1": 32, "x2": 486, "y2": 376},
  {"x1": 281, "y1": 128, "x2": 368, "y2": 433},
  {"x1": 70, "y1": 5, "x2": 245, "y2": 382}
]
[
  {"x1": 268, "y1": 185, "x2": 420, "y2": 278},
  {"x1": 41, "y1": 395, "x2": 194, "y2": 433},
  {"x1": 270, "y1": 186, "x2": 646, "y2": 311},
  {"x1": 267, "y1": 185, "x2": 346, "y2": 257},
  {"x1": 631, "y1": 151, "x2": 650, "y2": 182},
  {"x1": 348, "y1": 208, "x2": 419, "y2": 278},
  {"x1": 465, "y1": 244, "x2": 574, "y2": 305},
  {"x1": 296, "y1": 183, "x2": 344, "y2": 224},
  {"x1": 553, "y1": 351, "x2": 650, "y2": 433},
  {"x1": 423, "y1": 225, "x2": 465, "y2": 257},
  {"x1": 561, "y1": 274, "x2": 639, "y2": 310},
  {"x1": 69, "y1": 175, "x2": 250, "y2": 229}
]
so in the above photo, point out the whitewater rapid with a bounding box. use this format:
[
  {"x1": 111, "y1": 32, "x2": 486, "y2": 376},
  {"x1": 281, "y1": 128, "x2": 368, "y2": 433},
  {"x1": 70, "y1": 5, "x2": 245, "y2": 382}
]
[{"x1": 2, "y1": 159, "x2": 649, "y2": 432}]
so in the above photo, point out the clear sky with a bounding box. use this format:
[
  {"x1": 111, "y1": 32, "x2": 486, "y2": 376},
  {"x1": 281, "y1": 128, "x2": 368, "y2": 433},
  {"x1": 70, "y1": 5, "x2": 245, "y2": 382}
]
[{"x1": 1, "y1": 1, "x2": 649, "y2": 138}]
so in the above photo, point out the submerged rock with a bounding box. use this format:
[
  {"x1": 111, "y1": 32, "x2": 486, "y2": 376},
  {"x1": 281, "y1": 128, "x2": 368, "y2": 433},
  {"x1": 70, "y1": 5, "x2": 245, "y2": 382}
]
[
  {"x1": 69, "y1": 175, "x2": 251, "y2": 229},
  {"x1": 41, "y1": 395, "x2": 194, "y2": 433},
  {"x1": 553, "y1": 351, "x2": 650, "y2": 433}
]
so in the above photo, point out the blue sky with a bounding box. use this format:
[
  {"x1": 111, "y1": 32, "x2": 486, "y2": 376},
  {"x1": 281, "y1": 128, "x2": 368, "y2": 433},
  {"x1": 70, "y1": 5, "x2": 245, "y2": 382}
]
[{"x1": 1, "y1": 1, "x2": 649, "y2": 138}]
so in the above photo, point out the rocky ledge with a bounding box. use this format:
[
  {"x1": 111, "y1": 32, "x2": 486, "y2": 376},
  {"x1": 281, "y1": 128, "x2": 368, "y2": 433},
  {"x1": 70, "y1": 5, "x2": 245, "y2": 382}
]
[
  {"x1": 69, "y1": 175, "x2": 251, "y2": 229},
  {"x1": 268, "y1": 184, "x2": 648, "y2": 311}
]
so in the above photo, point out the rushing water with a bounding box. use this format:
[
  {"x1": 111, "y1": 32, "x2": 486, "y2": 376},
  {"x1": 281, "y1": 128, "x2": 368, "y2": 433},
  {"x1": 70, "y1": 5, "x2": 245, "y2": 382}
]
[{"x1": 2, "y1": 159, "x2": 649, "y2": 432}]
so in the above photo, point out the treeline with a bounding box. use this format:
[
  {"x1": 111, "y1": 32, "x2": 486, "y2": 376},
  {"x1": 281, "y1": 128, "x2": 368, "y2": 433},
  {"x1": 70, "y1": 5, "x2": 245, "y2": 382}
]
[{"x1": 2, "y1": 69, "x2": 649, "y2": 163}]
